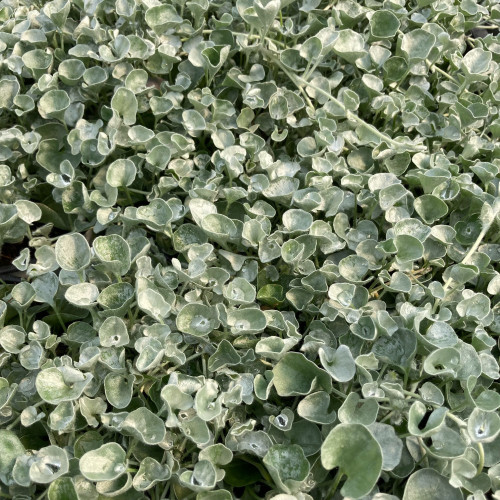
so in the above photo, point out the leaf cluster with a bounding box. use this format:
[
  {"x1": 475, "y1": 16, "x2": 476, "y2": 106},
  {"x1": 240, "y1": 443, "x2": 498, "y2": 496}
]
[{"x1": 0, "y1": 0, "x2": 499, "y2": 499}]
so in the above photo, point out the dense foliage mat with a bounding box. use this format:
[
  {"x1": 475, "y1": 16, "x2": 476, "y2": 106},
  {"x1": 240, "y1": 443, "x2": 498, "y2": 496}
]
[{"x1": 0, "y1": 0, "x2": 500, "y2": 499}]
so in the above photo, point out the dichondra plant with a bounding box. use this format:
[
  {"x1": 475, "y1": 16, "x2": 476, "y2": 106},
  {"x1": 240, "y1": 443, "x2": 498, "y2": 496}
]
[{"x1": 0, "y1": 0, "x2": 499, "y2": 499}]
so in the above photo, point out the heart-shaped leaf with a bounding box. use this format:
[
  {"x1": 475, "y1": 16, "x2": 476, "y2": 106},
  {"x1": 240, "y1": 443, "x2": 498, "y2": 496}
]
[
  {"x1": 321, "y1": 423, "x2": 383, "y2": 498},
  {"x1": 79, "y1": 443, "x2": 127, "y2": 482}
]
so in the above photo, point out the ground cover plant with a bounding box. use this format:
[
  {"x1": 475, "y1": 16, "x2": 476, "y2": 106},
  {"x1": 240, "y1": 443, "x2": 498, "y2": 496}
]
[{"x1": 0, "y1": 0, "x2": 499, "y2": 499}]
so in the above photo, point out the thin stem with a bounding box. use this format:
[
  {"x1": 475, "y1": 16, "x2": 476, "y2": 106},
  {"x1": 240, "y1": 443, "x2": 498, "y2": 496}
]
[
  {"x1": 178, "y1": 436, "x2": 189, "y2": 455},
  {"x1": 52, "y1": 306, "x2": 67, "y2": 332},
  {"x1": 202, "y1": 354, "x2": 208, "y2": 377},
  {"x1": 35, "y1": 491, "x2": 47, "y2": 500},
  {"x1": 325, "y1": 469, "x2": 343, "y2": 500},
  {"x1": 476, "y1": 443, "x2": 485, "y2": 476},
  {"x1": 239, "y1": 455, "x2": 274, "y2": 485},
  {"x1": 124, "y1": 188, "x2": 133, "y2": 205},
  {"x1": 127, "y1": 188, "x2": 151, "y2": 195},
  {"x1": 402, "y1": 389, "x2": 424, "y2": 400},
  {"x1": 159, "y1": 482, "x2": 170, "y2": 499},
  {"x1": 6, "y1": 414, "x2": 21, "y2": 430},
  {"x1": 353, "y1": 192, "x2": 358, "y2": 227},
  {"x1": 126, "y1": 439, "x2": 137, "y2": 459},
  {"x1": 407, "y1": 4, "x2": 421, "y2": 16},
  {"x1": 380, "y1": 410, "x2": 395, "y2": 423},
  {"x1": 377, "y1": 363, "x2": 388, "y2": 381},
  {"x1": 42, "y1": 423, "x2": 57, "y2": 445},
  {"x1": 427, "y1": 60, "x2": 460, "y2": 84},
  {"x1": 303, "y1": 56, "x2": 323, "y2": 81},
  {"x1": 446, "y1": 411, "x2": 467, "y2": 428},
  {"x1": 166, "y1": 351, "x2": 204, "y2": 374},
  {"x1": 418, "y1": 437, "x2": 429, "y2": 468},
  {"x1": 303, "y1": 59, "x2": 313, "y2": 79},
  {"x1": 297, "y1": 85, "x2": 315, "y2": 112},
  {"x1": 331, "y1": 387, "x2": 347, "y2": 399}
]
